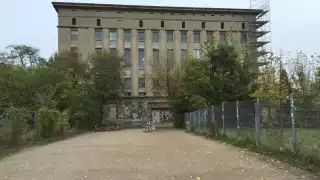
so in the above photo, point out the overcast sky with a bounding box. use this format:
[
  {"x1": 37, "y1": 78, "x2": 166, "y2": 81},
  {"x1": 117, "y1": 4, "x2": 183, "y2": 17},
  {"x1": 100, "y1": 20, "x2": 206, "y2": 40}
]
[{"x1": 0, "y1": 0, "x2": 319, "y2": 58}]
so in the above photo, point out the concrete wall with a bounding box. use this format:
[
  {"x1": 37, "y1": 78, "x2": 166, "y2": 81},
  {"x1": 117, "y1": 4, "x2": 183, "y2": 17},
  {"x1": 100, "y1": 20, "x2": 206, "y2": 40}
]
[{"x1": 56, "y1": 7, "x2": 257, "y2": 98}]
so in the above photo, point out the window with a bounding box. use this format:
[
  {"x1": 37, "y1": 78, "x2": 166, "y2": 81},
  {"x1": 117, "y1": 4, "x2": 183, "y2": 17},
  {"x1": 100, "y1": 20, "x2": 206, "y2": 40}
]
[
  {"x1": 95, "y1": 48, "x2": 103, "y2": 54},
  {"x1": 139, "y1": 92, "x2": 146, "y2": 96},
  {"x1": 152, "y1": 31, "x2": 159, "y2": 41},
  {"x1": 110, "y1": 48, "x2": 117, "y2": 55},
  {"x1": 202, "y1": 22, "x2": 206, "y2": 29},
  {"x1": 181, "y1": 49, "x2": 187, "y2": 62},
  {"x1": 161, "y1": 21, "x2": 164, "y2": 28},
  {"x1": 109, "y1": 31, "x2": 117, "y2": 41},
  {"x1": 153, "y1": 49, "x2": 159, "y2": 64},
  {"x1": 72, "y1": 18, "x2": 76, "y2": 25},
  {"x1": 138, "y1": 78, "x2": 145, "y2": 88},
  {"x1": 153, "y1": 92, "x2": 160, "y2": 96},
  {"x1": 167, "y1": 49, "x2": 174, "y2": 69},
  {"x1": 207, "y1": 31, "x2": 213, "y2": 41},
  {"x1": 194, "y1": 31, "x2": 200, "y2": 43},
  {"x1": 70, "y1": 47, "x2": 78, "y2": 52},
  {"x1": 124, "y1": 78, "x2": 131, "y2": 90},
  {"x1": 124, "y1": 30, "x2": 131, "y2": 42},
  {"x1": 221, "y1": 22, "x2": 224, "y2": 29},
  {"x1": 139, "y1": 20, "x2": 143, "y2": 28},
  {"x1": 219, "y1": 31, "x2": 226, "y2": 41},
  {"x1": 124, "y1": 92, "x2": 131, "y2": 96},
  {"x1": 194, "y1": 49, "x2": 200, "y2": 59},
  {"x1": 182, "y1": 21, "x2": 185, "y2": 28},
  {"x1": 97, "y1": 19, "x2": 101, "y2": 26},
  {"x1": 138, "y1": 31, "x2": 145, "y2": 41},
  {"x1": 167, "y1": 31, "x2": 173, "y2": 42},
  {"x1": 181, "y1": 31, "x2": 187, "y2": 43},
  {"x1": 241, "y1": 32, "x2": 247, "y2": 43},
  {"x1": 138, "y1": 49, "x2": 145, "y2": 69},
  {"x1": 242, "y1": 23, "x2": 245, "y2": 30},
  {"x1": 71, "y1": 29, "x2": 77, "y2": 41},
  {"x1": 95, "y1": 29, "x2": 102, "y2": 41},
  {"x1": 124, "y1": 49, "x2": 132, "y2": 67}
]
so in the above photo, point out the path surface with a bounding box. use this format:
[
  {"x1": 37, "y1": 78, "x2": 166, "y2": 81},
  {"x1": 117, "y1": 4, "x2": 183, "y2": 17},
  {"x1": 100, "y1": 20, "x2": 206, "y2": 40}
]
[{"x1": 0, "y1": 128, "x2": 317, "y2": 180}]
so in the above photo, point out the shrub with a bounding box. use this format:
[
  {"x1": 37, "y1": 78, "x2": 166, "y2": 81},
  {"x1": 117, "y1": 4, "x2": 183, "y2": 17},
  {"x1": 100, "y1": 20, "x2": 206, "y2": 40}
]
[
  {"x1": 36, "y1": 108, "x2": 69, "y2": 138},
  {"x1": 6, "y1": 108, "x2": 31, "y2": 145},
  {"x1": 37, "y1": 108, "x2": 58, "y2": 138},
  {"x1": 56, "y1": 110, "x2": 69, "y2": 136}
]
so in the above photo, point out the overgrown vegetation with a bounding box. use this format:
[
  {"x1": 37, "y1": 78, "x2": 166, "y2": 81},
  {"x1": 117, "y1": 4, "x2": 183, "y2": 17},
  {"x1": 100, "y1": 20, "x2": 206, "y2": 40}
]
[
  {"x1": 150, "y1": 39, "x2": 320, "y2": 171},
  {"x1": 0, "y1": 45, "x2": 123, "y2": 153}
]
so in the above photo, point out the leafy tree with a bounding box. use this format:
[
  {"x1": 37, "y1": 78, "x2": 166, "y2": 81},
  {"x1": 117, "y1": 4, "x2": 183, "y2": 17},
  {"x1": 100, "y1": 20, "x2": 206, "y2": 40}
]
[
  {"x1": 5, "y1": 44, "x2": 43, "y2": 68},
  {"x1": 205, "y1": 41, "x2": 257, "y2": 104},
  {"x1": 250, "y1": 55, "x2": 292, "y2": 103}
]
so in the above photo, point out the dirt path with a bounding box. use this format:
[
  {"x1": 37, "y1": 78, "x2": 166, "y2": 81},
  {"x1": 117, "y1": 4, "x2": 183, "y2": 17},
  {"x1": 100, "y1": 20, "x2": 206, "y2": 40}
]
[{"x1": 0, "y1": 128, "x2": 317, "y2": 180}]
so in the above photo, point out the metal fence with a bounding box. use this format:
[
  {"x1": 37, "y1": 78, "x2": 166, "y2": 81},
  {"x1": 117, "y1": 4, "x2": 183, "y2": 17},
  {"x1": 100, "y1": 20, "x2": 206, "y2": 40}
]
[{"x1": 185, "y1": 98, "x2": 320, "y2": 159}]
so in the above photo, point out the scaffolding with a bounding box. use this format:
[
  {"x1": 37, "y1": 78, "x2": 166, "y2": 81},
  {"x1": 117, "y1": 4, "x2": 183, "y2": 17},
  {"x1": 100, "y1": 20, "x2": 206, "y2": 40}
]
[{"x1": 249, "y1": 0, "x2": 271, "y2": 57}]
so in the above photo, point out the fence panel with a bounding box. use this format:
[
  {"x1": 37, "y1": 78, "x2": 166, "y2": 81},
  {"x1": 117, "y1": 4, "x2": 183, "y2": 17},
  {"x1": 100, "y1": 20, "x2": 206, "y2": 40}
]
[
  {"x1": 238, "y1": 100, "x2": 256, "y2": 142},
  {"x1": 223, "y1": 101, "x2": 238, "y2": 138},
  {"x1": 295, "y1": 98, "x2": 320, "y2": 159},
  {"x1": 258, "y1": 100, "x2": 292, "y2": 152}
]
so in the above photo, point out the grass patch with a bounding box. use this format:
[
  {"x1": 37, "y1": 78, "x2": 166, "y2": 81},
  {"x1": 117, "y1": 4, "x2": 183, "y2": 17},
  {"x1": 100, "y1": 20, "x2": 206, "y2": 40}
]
[
  {"x1": 0, "y1": 131, "x2": 87, "y2": 161},
  {"x1": 213, "y1": 134, "x2": 320, "y2": 173}
]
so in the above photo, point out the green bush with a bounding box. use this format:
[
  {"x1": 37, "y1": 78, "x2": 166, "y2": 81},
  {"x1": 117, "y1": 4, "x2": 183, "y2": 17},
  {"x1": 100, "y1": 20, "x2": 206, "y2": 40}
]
[
  {"x1": 36, "y1": 108, "x2": 69, "y2": 138},
  {"x1": 37, "y1": 108, "x2": 58, "y2": 138},
  {"x1": 56, "y1": 110, "x2": 69, "y2": 137},
  {"x1": 6, "y1": 108, "x2": 31, "y2": 145}
]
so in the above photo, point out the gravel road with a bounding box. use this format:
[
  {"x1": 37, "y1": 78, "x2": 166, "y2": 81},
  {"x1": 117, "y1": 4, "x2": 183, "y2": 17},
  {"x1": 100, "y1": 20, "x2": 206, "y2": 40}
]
[{"x1": 0, "y1": 128, "x2": 318, "y2": 180}]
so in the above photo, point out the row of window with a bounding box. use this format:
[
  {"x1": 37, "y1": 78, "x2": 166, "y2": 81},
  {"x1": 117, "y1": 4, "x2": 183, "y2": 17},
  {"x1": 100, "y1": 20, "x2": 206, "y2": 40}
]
[
  {"x1": 71, "y1": 18, "x2": 246, "y2": 30},
  {"x1": 124, "y1": 78, "x2": 145, "y2": 89},
  {"x1": 123, "y1": 92, "x2": 148, "y2": 97},
  {"x1": 91, "y1": 47, "x2": 199, "y2": 69},
  {"x1": 120, "y1": 48, "x2": 199, "y2": 69},
  {"x1": 71, "y1": 29, "x2": 247, "y2": 43}
]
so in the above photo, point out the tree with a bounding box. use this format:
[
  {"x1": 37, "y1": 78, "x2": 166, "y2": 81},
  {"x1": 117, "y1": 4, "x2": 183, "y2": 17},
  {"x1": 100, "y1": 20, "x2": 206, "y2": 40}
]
[
  {"x1": 250, "y1": 54, "x2": 292, "y2": 103},
  {"x1": 5, "y1": 45, "x2": 43, "y2": 68},
  {"x1": 205, "y1": 41, "x2": 257, "y2": 104}
]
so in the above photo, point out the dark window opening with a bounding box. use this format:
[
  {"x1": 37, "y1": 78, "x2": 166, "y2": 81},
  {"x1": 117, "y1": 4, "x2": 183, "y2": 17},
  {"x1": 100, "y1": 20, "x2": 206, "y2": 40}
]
[
  {"x1": 202, "y1": 22, "x2": 206, "y2": 29},
  {"x1": 97, "y1": 19, "x2": 101, "y2": 26},
  {"x1": 161, "y1": 21, "x2": 164, "y2": 28},
  {"x1": 242, "y1": 23, "x2": 245, "y2": 29},
  {"x1": 139, "y1": 20, "x2": 143, "y2": 28},
  {"x1": 182, "y1": 22, "x2": 185, "y2": 28},
  {"x1": 72, "y1": 18, "x2": 76, "y2": 25},
  {"x1": 221, "y1": 22, "x2": 224, "y2": 29}
]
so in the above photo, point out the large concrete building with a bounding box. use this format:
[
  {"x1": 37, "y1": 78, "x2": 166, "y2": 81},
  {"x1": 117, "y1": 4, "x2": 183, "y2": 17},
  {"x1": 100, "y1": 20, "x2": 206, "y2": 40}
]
[{"x1": 52, "y1": 2, "x2": 270, "y2": 122}]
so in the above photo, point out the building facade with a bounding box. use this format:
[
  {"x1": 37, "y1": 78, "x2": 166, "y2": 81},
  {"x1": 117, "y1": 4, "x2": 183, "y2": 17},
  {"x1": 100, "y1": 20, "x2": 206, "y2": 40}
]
[{"x1": 52, "y1": 2, "x2": 270, "y2": 121}]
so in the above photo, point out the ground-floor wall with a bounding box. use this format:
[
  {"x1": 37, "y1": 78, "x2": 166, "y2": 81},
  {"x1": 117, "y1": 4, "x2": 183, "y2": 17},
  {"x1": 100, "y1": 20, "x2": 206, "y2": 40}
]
[{"x1": 103, "y1": 97, "x2": 171, "y2": 123}]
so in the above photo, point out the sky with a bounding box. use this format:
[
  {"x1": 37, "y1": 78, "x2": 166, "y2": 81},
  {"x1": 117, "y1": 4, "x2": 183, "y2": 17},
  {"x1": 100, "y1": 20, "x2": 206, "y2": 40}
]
[{"x1": 0, "y1": 0, "x2": 319, "y2": 58}]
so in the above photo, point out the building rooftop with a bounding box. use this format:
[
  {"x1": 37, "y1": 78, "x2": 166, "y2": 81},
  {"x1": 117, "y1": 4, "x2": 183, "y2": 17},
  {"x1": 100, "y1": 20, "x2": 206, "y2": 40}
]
[{"x1": 52, "y1": 2, "x2": 263, "y2": 15}]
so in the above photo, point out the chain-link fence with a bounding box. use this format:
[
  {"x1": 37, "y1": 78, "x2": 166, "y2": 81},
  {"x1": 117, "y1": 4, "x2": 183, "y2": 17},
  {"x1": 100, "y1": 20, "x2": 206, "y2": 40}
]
[{"x1": 185, "y1": 98, "x2": 320, "y2": 159}]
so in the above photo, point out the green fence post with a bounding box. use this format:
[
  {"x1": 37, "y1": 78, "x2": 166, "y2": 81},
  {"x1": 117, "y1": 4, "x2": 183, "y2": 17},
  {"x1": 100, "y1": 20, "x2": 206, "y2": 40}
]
[
  {"x1": 236, "y1": 100, "x2": 240, "y2": 131},
  {"x1": 222, "y1": 102, "x2": 225, "y2": 134},
  {"x1": 255, "y1": 99, "x2": 261, "y2": 147},
  {"x1": 290, "y1": 95, "x2": 297, "y2": 152}
]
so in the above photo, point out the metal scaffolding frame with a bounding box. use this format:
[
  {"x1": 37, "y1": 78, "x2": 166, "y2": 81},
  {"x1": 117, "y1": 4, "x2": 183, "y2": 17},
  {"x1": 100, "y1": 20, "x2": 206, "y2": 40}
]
[{"x1": 249, "y1": 0, "x2": 271, "y2": 57}]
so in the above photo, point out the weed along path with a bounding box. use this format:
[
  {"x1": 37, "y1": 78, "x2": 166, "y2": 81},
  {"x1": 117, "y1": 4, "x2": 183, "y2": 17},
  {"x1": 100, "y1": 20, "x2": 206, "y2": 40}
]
[{"x1": 0, "y1": 129, "x2": 317, "y2": 180}]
